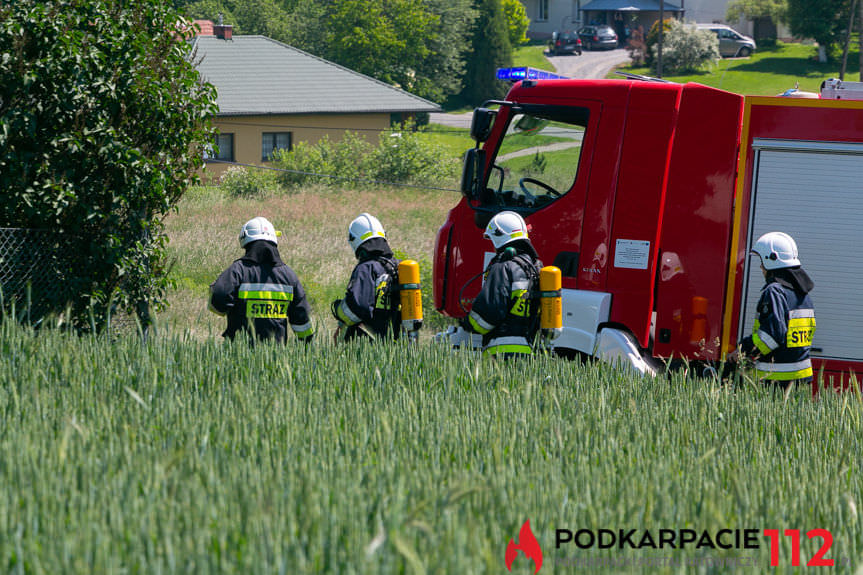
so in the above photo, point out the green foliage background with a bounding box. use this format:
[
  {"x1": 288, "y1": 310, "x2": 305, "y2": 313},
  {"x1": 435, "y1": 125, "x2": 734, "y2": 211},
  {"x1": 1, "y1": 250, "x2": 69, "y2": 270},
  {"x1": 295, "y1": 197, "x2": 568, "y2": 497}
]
[
  {"x1": 786, "y1": 0, "x2": 855, "y2": 60},
  {"x1": 461, "y1": 0, "x2": 514, "y2": 106},
  {"x1": 0, "y1": 0, "x2": 217, "y2": 326}
]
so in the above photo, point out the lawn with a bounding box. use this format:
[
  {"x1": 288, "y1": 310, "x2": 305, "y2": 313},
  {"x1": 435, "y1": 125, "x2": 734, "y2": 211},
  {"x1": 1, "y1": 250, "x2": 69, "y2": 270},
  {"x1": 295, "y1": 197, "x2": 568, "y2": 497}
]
[
  {"x1": 615, "y1": 41, "x2": 862, "y2": 95},
  {"x1": 513, "y1": 40, "x2": 556, "y2": 73}
]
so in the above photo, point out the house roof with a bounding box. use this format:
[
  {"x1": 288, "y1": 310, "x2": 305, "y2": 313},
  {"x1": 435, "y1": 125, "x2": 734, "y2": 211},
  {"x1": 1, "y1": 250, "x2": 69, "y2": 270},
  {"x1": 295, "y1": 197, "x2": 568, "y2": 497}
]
[
  {"x1": 581, "y1": 0, "x2": 682, "y2": 11},
  {"x1": 191, "y1": 35, "x2": 440, "y2": 116},
  {"x1": 193, "y1": 19, "x2": 214, "y2": 36}
]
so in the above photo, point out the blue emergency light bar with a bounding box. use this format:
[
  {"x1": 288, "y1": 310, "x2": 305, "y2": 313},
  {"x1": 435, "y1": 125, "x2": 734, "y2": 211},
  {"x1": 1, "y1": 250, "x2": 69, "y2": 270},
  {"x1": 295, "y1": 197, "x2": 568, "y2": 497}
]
[{"x1": 496, "y1": 67, "x2": 568, "y2": 82}]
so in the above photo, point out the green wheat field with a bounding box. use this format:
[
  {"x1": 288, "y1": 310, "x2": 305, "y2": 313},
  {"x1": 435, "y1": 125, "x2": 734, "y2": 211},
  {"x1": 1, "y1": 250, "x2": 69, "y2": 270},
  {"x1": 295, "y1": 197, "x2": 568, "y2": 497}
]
[{"x1": 2, "y1": 185, "x2": 862, "y2": 574}]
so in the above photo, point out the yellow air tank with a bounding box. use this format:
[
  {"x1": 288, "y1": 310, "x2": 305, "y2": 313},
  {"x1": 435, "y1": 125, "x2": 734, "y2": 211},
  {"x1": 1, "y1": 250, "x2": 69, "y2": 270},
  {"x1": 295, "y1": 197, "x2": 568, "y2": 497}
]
[
  {"x1": 540, "y1": 266, "x2": 562, "y2": 331},
  {"x1": 398, "y1": 260, "x2": 423, "y2": 340}
]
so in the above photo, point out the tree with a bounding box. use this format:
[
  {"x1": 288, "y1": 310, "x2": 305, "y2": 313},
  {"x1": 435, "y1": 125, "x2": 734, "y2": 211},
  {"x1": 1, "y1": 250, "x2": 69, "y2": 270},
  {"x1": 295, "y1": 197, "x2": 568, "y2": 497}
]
[
  {"x1": 412, "y1": 0, "x2": 476, "y2": 104},
  {"x1": 182, "y1": 0, "x2": 290, "y2": 42},
  {"x1": 283, "y1": 0, "x2": 473, "y2": 103},
  {"x1": 502, "y1": 0, "x2": 530, "y2": 47},
  {"x1": 0, "y1": 0, "x2": 217, "y2": 328},
  {"x1": 726, "y1": 0, "x2": 788, "y2": 24},
  {"x1": 787, "y1": 0, "x2": 854, "y2": 61},
  {"x1": 644, "y1": 18, "x2": 673, "y2": 70},
  {"x1": 461, "y1": 0, "x2": 513, "y2": 106}
]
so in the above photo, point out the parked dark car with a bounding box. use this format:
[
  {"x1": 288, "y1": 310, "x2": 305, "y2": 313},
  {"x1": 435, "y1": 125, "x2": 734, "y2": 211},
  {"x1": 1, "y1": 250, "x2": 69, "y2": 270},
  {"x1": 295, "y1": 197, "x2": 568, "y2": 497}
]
[
  {"x1": 549, "y1": 30, "x2": 583, "y2": 55},
  {"x1": 577, "y1": 25, "x2": 618, "y2": 50}
]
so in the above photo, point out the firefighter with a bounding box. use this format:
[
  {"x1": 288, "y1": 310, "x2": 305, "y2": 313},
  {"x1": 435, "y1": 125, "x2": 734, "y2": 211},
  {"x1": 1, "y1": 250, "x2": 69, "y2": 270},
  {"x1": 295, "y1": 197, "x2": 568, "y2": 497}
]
[
  {"x1": 209, "y1": 217, "x2": 314, "y2": 343},
  {"x1": 734, "y1": 231, "x2": 816, "y2": 388},
  {"x1": 331, "y1": 213, "x2": 401, "y2": 341},
  {"x1": 465, "y1": 211, "x2": 543, "y2": 357}
]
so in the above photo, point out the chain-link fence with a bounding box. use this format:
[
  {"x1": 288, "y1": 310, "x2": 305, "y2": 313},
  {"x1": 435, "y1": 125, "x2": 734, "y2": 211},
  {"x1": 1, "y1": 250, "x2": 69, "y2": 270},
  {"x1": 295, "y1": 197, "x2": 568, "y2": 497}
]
[
  {"x1": 0, "y1": 228, "x2": 146, "y2": 333},
  {"x1": 0, "y1": 228, "x2": 74, "y2": 324}
]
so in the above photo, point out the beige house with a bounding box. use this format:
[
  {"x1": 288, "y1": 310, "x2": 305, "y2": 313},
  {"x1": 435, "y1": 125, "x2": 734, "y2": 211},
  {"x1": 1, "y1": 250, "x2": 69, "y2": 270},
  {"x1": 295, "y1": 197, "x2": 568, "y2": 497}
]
[{"x1": 191, "y1": 24, "x2": 440, "y2": 180}]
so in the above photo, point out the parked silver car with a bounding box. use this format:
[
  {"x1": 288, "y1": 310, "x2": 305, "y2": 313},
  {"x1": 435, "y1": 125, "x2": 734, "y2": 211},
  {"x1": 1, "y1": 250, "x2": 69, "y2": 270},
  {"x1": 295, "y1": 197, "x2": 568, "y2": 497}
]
[{"x1": 696, "y1": 24, "x2": 756, "y2": 57}]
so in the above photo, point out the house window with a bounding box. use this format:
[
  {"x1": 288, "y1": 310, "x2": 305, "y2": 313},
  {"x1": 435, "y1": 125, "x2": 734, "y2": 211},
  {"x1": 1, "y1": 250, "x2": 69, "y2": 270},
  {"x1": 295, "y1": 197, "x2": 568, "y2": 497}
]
[
  {"x1": 212, "y1": 133, "x2": 234, "y2": 162},
  {"x1": 262, "y1": 132, "x2": 291, "y2": 161},
  {"x1": 537, "y1": 0, "x2": 549, "y2": 22}
]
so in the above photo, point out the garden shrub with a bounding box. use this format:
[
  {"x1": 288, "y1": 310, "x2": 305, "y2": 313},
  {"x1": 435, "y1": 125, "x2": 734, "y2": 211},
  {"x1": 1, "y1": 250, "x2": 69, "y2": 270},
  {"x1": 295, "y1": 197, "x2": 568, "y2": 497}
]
[
  {"x1": 652, "y1": 20, "x2": 720, "y2": 74},
  {"x1": 219, "y1": 166, "x2": 280, "y2": 197}
]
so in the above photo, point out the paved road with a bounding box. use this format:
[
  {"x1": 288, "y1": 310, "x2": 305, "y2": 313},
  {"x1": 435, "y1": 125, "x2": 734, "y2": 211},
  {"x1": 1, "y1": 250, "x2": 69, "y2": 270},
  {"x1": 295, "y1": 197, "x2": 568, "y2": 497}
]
[
  {"x1": 547, "y1": 46, "x2": 631, "y2": 80},
  {"x1": 429, "y1": 48, "x2": 632, "y2": 130}
]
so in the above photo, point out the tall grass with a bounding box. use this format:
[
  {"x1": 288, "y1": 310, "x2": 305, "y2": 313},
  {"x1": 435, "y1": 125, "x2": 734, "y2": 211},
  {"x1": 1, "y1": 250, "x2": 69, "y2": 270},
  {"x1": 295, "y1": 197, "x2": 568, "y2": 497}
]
[
  {"x1": 161, "y1": 186, "x2": 457, "y2": 338},
  {"x1": 1, "y1": 319, "x2": 861, "y2": 573}
]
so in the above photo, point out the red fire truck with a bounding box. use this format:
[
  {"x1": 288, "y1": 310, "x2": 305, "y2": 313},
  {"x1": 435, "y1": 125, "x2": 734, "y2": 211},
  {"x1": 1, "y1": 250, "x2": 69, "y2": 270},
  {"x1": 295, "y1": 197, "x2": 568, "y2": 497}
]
[{"x1": 433, "y1": 75, "x2": 863, "y2": 390}]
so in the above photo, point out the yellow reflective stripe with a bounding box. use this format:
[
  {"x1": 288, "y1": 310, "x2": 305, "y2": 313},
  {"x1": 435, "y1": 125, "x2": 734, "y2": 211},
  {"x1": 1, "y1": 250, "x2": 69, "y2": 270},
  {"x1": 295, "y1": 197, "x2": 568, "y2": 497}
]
[
  {"x1": 484, "y1": 344, "x2": 532, "y2": 355},
  {"x1": 359, "y1": 231, "x2": 385, "y2": 241},
  {"x1": 509, "y1": 289, "x2": 529, "y2": 317},
  {"x1": 291, "y1": 321, "x2": 313, "y2": 335},
  {"x1": 294, "y1": 327, "x2": 314, "y2": 339},
  {"x1": 246, "y1": 301, "x2": 288, "y2": 318},
  {"x1": 756, "y1": 367, "x2": 813, "y2": 381},
  {"x1": 239, "y1": 290, "x2": 293, "y2": 301},
  {"x1": 752, "y1": 333, "x2": 773, "y2": 356},
  {"x1": 469, "y1": 314, "x2": 492, "y2": 335},
  {"x1": 787, "y1": 316, "x2": 816, "y2": 348},
  {"x1": 337, "y1": 300, "x2": 360, "y2": 325}
]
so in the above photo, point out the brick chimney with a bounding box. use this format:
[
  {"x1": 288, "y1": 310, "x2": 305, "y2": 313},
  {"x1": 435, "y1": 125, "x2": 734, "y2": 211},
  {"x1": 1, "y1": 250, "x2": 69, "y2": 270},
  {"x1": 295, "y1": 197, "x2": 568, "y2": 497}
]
[{"x1": 214, "y1": 24, "x2": 233, "y2": 40}]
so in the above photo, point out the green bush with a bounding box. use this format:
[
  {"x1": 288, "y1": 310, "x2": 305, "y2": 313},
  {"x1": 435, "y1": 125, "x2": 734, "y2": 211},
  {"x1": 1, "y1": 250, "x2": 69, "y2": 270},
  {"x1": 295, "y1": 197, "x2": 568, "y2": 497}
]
[
  {"x1": 644, "y1": 17, "x2": 674, "y2": 69},
  {"x1": 0, "y1": 0, "x2": 217, "y2": 329},
  {"x1": 372, "y1": 126, "x2": 459, "y2": 186},
  {"x1": 272, "y1": 128, "x2": 459, "y2": 190},
  {"x1": 272, "y1": 132, "x2": 374, "y2": 189},
  {"x1": 651, "y1": 20, "x2": 720, "y2": 74},
  {"x1": 219, "y1": 166, "x2": 280, "y2": 197}
]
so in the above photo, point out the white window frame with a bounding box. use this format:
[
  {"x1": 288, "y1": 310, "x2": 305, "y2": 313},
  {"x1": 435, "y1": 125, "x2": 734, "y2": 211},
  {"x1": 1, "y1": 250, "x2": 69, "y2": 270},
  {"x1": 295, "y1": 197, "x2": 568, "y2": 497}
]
[{"x1": 537, "y1": 0, "x2": 549, "y2": 22}]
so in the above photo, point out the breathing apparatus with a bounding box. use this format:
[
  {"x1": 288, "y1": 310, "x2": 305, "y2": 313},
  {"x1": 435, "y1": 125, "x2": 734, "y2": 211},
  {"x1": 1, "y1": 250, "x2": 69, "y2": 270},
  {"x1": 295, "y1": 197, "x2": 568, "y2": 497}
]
[{"x1": 398, "y1": 260, "x2": 423, "y2": 341}]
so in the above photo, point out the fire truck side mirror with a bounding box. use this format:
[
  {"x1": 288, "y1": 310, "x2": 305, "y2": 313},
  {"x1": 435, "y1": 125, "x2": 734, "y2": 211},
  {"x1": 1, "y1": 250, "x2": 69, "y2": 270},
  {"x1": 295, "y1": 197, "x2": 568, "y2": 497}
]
[
  {"x1": 470, "y1": 108, "x2": 495, "y2": 142},
  {"x1": 460, "y1": 148, "x2": 486, "y2": 200}
]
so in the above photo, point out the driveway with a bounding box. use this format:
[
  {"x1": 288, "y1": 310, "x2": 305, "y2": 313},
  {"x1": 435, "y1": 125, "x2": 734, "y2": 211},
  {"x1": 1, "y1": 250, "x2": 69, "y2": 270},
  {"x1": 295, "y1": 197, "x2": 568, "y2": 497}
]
[
  {"x1": 429, "y1": 48, "x2": 632, "y2": 130},
  {"x1": 547, "y1": 46, "x2": 631, "y2": 80}
]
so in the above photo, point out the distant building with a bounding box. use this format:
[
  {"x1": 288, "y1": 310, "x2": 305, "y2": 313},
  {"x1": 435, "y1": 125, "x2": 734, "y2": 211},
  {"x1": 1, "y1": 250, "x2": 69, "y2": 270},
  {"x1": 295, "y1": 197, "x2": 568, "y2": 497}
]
[
  {"x1": 522, "y1": 0, "x2": 788, "y2": 42},
  {"x1": 522, "y1": 0, "x2": 682, "y2": 38},
  {"x1": 190, "y1": 23, "x2": 440, "y2": 179}
]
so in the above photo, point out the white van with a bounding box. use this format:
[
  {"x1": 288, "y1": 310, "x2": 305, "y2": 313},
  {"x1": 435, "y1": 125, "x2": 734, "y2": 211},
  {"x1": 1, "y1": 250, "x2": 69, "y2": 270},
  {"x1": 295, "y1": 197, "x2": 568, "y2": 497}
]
[{"x1": 696, "y1": 24, "x2": 756, "y2": 57}]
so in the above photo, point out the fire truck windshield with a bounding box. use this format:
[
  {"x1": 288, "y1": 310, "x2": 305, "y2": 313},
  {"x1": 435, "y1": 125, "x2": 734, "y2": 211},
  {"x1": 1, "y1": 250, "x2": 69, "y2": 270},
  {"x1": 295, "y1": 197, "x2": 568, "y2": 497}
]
[{"x1": 478, "y1": 106, "x2": 587, "y2": 212}]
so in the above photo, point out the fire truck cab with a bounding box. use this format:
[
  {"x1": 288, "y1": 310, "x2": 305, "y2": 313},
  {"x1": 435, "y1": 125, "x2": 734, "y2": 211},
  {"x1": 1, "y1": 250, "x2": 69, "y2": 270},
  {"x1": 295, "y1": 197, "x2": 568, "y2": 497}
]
[{"x1": 433, "y1": 76, "x2": 863, "y2": 389}]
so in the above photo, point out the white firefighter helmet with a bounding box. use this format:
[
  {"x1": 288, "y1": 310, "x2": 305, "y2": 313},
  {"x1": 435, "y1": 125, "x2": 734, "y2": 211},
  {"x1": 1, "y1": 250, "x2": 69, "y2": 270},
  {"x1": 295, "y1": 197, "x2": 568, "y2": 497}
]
[
  {"x1": 484, "y1": 211, "x2": 528, "y2": 250},
  {"x1": 751, "y1": 231, "x2": 801, "y2": 270},
  {"x1": 348, "y1": 212, "x2": 386, "y2": 253},
  {"x1": 239, "y1": 216, "x2": 279, "y2": 248}
]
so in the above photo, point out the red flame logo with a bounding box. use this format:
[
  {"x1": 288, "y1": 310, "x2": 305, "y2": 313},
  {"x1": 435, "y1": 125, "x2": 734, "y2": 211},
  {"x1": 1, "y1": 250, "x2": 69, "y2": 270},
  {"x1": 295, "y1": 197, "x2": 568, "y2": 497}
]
[{"x1": 505, "y1": 519, "x2": 543, "y2": 573}]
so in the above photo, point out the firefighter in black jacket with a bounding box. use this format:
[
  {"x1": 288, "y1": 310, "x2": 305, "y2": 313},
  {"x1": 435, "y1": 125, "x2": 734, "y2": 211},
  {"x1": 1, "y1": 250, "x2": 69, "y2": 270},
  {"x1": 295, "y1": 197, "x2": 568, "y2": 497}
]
[
  {"x1": 465, "y1": 211, "x2": 542, "y2": 357},
  {"x1": 332, "y1": 213, "x2": 400, "y2": 341},
  {"x1": 735, "y1": 231, "x2": 816, "y2": 386},
  {"x1": 209, "y1": 217, "x2": 314, "y2": 343}
]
